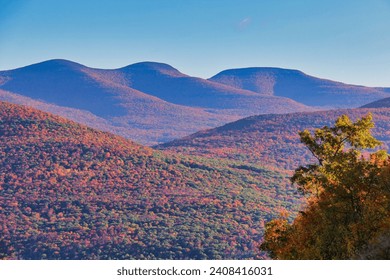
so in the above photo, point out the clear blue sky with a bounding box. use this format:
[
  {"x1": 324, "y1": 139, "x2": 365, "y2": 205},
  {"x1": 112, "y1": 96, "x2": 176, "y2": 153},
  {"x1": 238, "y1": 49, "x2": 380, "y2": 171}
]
[{"x1": 1, "y1": 0, "x2": 389, "y2": 86}]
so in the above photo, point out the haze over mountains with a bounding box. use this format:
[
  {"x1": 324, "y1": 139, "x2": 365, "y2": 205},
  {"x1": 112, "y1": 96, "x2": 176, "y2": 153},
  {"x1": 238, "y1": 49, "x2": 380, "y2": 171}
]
[{"x1": 1, "y1": 59, "x2": 388, "y2": 145}]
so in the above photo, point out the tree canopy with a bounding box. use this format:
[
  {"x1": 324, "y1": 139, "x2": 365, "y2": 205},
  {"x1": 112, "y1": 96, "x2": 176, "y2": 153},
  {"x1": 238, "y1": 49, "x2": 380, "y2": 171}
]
[{"x1": 260, "y1": 114, "x2": 390, "y2": 259}]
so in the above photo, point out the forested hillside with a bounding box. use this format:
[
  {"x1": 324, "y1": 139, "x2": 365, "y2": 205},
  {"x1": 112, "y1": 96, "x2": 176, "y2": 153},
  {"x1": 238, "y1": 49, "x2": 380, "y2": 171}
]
[
  {"x1": 157, "y1": 108, "x2": 390, "y2": 170},
  {"x1": 0, "y1": 101, "x2": 300, "y2": 259}
]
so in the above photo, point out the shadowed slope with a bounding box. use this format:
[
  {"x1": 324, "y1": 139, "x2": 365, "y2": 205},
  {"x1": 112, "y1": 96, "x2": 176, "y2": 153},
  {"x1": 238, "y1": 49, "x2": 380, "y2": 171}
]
[
  {"x1": 361, "y1": 97, "x2": 390, "y2": 108},
  {"x1": 0, "y1": 59, "x2": 128, "y2": 117}
]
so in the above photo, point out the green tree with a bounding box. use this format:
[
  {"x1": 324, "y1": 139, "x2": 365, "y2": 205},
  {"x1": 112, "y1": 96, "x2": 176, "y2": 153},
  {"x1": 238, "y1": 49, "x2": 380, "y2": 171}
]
[{"x1": 260, "y1": 114, "x2": 390, "y2": 259}]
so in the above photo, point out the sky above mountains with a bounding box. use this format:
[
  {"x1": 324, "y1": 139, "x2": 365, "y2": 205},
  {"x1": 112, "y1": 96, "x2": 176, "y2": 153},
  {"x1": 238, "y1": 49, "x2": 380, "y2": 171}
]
[{"x1": 1, "y1": 0, "x2": 389, "y2": 86}]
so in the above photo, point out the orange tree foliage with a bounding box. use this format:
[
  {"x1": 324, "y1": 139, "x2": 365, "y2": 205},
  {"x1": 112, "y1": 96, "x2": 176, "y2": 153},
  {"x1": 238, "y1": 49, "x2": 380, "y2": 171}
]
[
  {"x1": 260, "y1": 114, "x2": 390, "y2": 259},
  {"x1": 0, "y1": 101, "x2": 300, "y2": 260}
]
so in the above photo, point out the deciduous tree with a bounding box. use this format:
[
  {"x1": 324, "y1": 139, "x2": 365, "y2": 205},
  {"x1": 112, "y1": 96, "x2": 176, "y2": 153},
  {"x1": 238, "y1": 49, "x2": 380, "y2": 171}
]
[{"x1": 260, "y1": 114, "x2": 390, "y2": 259}]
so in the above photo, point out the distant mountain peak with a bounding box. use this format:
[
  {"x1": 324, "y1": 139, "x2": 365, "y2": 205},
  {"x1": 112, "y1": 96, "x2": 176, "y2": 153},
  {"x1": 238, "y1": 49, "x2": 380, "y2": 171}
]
[
  {"x1": 212, "y1": 67, "x2": 305, "y2": 78},
  {"x1": 127, "y1": 61, "x2": 177, "y2": 69},
  {"x1": 209, "y1": 66, "x2": 390, "y2": 107},
  {"x1": 120, "y1": 61, "x2": 187, "y2": 77},
  {"x1": 15, "y1": 59, "x2": 87, "y2": 72}
]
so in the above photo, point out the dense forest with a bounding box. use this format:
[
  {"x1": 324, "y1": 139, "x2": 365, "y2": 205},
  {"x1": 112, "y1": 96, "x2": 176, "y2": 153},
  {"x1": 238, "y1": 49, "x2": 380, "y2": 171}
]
[
  {"x1": 2, "y1": 101, "x2": 389, "y2": 260},
  {"x1": 0, "y1": 101, "x2": 300, "y2": 259},
  {"x1": 158, "y1": 109, "x2": 390, "y2": 259}
]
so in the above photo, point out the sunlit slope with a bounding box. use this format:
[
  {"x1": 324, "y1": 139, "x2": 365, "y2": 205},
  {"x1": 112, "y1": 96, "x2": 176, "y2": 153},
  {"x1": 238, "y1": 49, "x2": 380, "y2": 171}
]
[
  {"x1": 157, "y1": 108, "x2": 390, "y2": 170},
  {"x1": 0, "y1": 101, "x2": 299, "y2": 260}
]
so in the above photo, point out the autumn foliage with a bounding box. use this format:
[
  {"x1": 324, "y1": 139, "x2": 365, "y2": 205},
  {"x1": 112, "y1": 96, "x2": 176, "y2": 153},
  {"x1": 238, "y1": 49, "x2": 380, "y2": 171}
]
[
  {"x1": 157, "y1": 108, "x2": 390, "y2": 171},
  {"x1": 260, "y1": 114, "x2": 390, "y2": 259},
  {"x1": 0, "y1": 101, "x2": 298, "y2": 259}
]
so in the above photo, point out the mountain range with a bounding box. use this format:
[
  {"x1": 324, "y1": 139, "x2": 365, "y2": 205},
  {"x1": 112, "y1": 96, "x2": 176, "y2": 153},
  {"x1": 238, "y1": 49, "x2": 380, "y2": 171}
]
[
  {"x1": 1, "y1": 59, "x2": 389, "y2": 145},
  {"x1": 1, "y1": 59, "x2": 390, "y2": 260},
  {"x1": 0, "y1": 60, "x2": 308, "y2": 144}
]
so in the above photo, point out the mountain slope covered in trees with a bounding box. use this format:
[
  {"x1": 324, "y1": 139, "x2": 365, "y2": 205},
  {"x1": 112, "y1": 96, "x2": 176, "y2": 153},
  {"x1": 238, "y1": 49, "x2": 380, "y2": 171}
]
[
  {"x1": 157, "y1": 108, "x2": 390, "y2": 170},
  {"x1": 0, "y1": 101, "x2": 300, "y2": 260}
]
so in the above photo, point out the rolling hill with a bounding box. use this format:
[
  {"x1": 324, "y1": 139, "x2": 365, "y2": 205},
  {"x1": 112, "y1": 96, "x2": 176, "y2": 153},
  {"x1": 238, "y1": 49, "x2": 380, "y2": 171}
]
[
  {"x1": 209, "y1": 67, "x2": 390, "y2": 108},
  {"x1": 0, "y1": 101, "x2": 300, "y2": 260},
  {"x1": 361, "y1": 96, "x2": 390, "y2": 108},
  {"x1": 0, "y1": 60, "x2": 312, "y2": 145},
  {"x1": 157, "y1": 108, "x2": 390, "y2": 170},
  {"x1": 0, "y1": 89, "x2": 127, "y2": 136}
]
